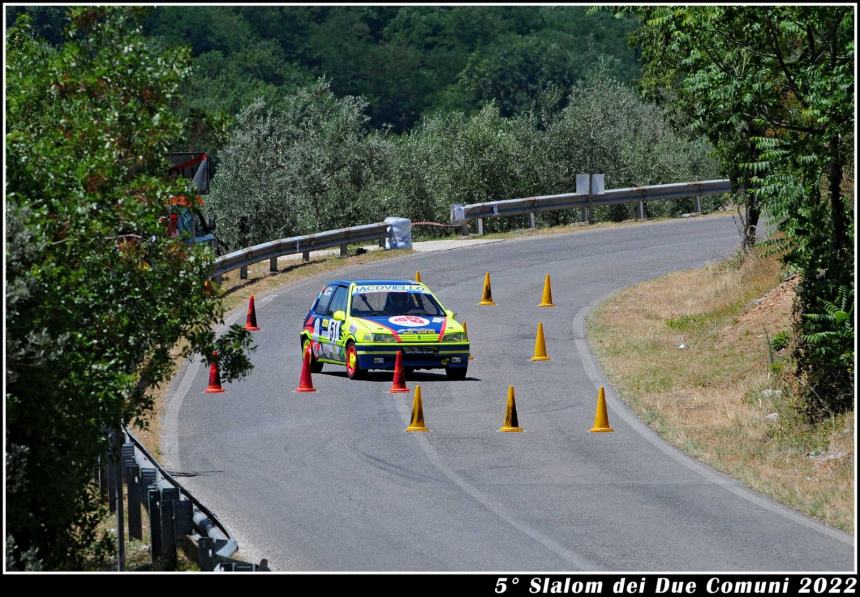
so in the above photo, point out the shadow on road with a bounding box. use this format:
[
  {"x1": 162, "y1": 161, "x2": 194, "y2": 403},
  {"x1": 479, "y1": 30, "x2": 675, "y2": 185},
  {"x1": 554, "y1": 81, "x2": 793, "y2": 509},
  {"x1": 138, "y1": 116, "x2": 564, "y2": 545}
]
[{"x1": 318, "y1": 370, "x2": 480, "y2": 383}]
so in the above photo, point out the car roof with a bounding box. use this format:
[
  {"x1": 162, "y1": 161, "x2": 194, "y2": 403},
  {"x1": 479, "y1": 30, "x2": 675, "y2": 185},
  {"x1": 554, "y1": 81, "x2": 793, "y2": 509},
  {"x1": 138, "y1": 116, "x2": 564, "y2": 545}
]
[{"x1": 329, "y1": 279, "x2": 422, "y2": 286}]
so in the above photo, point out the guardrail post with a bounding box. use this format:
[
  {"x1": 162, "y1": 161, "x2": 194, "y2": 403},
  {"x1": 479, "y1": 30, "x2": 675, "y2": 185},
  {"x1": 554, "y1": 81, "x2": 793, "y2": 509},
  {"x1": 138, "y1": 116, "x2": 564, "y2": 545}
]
[
  {"x1": 696, "y1": 194, "x2": 702, "y2": 213},
  {"x1": 198, "y1": 536, "x2": 215, "y2": 571},
  {"x1": 239, "y1": 265, "x2": 248, "y2": 279},
  {"x1": 148, "y1": 487, "x2": 162, "y2": 564},
  {"x1": 107, "y1": 447, "x2": 116, "y2": 514},
  {"x1": 638, "y1": 200, "x2": 645, "y2": 220},
  {"x1": 174, "y1": 499, "x2": 194, "y2": 536},
  {"x1": 98, "y1": 456, "x2": 108, "y2": 500},
  {"x1": 111, "y1": 430, "x2": 125, "y2": 571},
  {"x1": 529, "y1": 212, "x2": 536, "y2": 229},
  {"x1": 125, "y1": 463, "x2": 142, "y2": 541},
  {"x1": 340, "y1": 244, "x2": 348, "y2": 257},
  {"x1": 583, "y1": 206, "x2": 593, "y2": 225},
  {"x1": 269, "y1": 257, "x2": 278, "y2": 273},
  {"x1": 302, "y1": 251, "x2": 310, "y2": 262},
  {"x1": 459, "y1": 224, "x2": 470, "y2": 237},
  {"x1": 477, "y1": 218, "x2": 484, "y2": 236},
  {"x1": 160, "y1": 487, "x2": 179, "y2": 570},
  {"x1": 140, "y1": 468, "x2": 156, "y2": 501}
]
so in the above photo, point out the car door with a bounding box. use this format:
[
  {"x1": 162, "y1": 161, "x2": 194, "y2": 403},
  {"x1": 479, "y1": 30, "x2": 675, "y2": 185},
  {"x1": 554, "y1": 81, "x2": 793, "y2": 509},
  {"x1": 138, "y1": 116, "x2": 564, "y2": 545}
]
[
  {"x1": 308, "y1": 284, "x2": 337, "y2": 358},
  {"x1": 320, "y1": 285, "x2": 349, "y2": 363}
]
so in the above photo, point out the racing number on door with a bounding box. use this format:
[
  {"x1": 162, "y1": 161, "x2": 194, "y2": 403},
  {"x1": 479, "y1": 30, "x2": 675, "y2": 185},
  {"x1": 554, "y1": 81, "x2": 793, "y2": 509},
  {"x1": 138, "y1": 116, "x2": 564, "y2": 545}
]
[{"x1": 328, "y1": 319, "x2": 342, "y2": 342}]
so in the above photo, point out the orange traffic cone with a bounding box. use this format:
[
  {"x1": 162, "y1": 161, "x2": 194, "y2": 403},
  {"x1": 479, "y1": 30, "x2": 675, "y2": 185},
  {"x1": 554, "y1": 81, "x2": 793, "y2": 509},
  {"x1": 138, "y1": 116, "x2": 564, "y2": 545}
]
[
  {"x1": 498, "y1": 385, "x2": 523, "y2": 432},
  {"x1": 244, "y1": 295, "x2": 261, "y2": 331},
  {"x1": 204, "y1": 351, "x2": 225, "y2": 394},
  {"x1": 538, "y1": 274, "x2": 555, "y2": 307},
  {"x1": 295, "y1": 345, "x2": 318, "y2": 393},
  {"x1": 530, "y1": 321, "x2": 550, "y2": 361},
  {"x1": 405, "y1": 385, "x2": 428, "y2": 432},
  {"x1": 389, "y1": 350, "x2": 409, "y2": 394},
  {"x1": 478, "y1": 272, "x2": 496, "y2": 306},
  {"x1": 415, "y1": 271, "x2": 422, "y2": 283},
  {"x1": 589, "y1": 386, "x2": 614, "y2": 432},
  {"x1": 463, "y1": 321, "x2": 475, "y2": 360}
]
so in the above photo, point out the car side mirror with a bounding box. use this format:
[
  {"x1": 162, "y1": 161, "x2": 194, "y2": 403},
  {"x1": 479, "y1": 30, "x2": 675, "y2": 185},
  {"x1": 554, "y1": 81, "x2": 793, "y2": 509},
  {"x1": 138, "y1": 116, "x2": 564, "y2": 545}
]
[
  {"x1": 445, "y1": 309, "x2": 455, "y2": 319},
  {"x1": 333, "y1": 310, "x2": 346, "y2": 322}
]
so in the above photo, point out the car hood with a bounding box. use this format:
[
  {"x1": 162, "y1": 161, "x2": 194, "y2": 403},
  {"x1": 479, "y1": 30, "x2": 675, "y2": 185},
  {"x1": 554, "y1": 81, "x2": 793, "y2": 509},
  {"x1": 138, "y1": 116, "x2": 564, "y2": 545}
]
[{"x1": 352, "y1": 315, "x2": 463, "y2": 339}]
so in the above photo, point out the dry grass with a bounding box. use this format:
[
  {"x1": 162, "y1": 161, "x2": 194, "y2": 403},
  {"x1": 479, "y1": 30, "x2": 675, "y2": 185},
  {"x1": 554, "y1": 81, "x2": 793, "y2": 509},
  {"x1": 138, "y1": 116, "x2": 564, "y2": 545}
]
[{"x1": 589, "y1": 248, "x2": 854, "y2": 532}]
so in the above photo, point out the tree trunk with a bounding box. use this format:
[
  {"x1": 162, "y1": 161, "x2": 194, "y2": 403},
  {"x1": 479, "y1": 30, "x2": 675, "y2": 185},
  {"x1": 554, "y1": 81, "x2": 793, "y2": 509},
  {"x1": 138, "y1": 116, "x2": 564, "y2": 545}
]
[
  {"x1": 743, "y1": 192, "x2": 760, "y2": 252},
  {"x1": 829, "y1": 134, "x2": 848, "y2": 261}
]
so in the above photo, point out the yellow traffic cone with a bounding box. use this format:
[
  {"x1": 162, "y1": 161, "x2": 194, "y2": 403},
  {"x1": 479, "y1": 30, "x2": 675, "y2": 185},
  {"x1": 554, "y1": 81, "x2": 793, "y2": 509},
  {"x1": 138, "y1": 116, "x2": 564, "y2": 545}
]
[
  {"x1": 498, "y1": 385, "x2": 523, "y2": 432},
  {"x1": 478, "y1": 272, "x2": 496, "y2": 306},
  {"x1": 589, "y1": 386, "x2": 614, "y2": 432},
  {"x1": 406, "y1": 385, "x2": 429, "y2": 432},
  {"x1": 415, "y1": 271, "x2": 422, "y2": 283},
  {"x1": 463, "y1": 321, "x2": 475, "y2": 360},
  {"x1": 530, "y1": 321, "x2": 550, "y2": 361},
  {"x1": 538, "y1": 274, "x2": 555, "y2": 307}
]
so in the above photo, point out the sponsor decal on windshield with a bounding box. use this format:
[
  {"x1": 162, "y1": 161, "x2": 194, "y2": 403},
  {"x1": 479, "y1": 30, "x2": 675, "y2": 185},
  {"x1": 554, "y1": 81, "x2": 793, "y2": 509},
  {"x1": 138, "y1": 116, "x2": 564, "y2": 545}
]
[
  {"x1": 352, "y1": 284, "x2": 426, "y2": 294},
  {"x1": 388, "y1": 315, "x2": 430, "y2": 327}
]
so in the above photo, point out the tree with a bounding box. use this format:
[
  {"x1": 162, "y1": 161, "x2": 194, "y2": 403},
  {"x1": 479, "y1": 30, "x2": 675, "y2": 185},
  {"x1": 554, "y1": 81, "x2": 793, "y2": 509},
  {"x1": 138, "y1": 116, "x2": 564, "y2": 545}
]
[
  {"x1": 5, "y1": 8, "x2": 255, "y2": 568},
  {"x1": 624, "y1": 6, "x2": 854, "y2": 415},
  {"x1": 205, "y1": 79, "x2": 392, "y2": 250}
]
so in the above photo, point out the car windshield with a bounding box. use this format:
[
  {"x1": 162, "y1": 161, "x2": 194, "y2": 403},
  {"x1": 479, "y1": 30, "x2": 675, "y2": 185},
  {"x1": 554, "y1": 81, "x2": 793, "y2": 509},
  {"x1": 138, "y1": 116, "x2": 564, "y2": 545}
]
[{"x1": 351, "y1": 291, "x2": 445, "y2": 317}]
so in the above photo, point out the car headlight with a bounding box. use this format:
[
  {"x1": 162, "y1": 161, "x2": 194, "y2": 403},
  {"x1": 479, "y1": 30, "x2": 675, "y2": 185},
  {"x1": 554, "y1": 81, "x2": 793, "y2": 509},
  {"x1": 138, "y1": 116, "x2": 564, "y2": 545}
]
[
  {"x1": 442, "y1": 332, "x2": 466, "y2": 342},
  {"x1": 371, "y1": 333, "x2": 398, "y2": 343}
]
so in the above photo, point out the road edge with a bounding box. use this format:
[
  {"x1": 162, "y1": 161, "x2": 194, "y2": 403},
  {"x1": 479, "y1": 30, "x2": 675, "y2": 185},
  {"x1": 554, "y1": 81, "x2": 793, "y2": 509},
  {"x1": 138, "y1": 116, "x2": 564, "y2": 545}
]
[{"x1": 571, "y1": 291, "x2": 855, "y2": 548}]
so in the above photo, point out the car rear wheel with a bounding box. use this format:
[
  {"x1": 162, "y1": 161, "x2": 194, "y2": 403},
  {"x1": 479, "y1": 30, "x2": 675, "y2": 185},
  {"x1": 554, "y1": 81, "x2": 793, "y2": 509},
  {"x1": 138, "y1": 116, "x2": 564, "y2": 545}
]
[
  {"x1": 302, "y1": 337, "x2": 323, "y2": 373},
  {"x1": 345, "y1": 342, "x2": 364, "y2": 380},
  {"x1": 445, "y1": 366, "x2": 467, "y2": 380}
]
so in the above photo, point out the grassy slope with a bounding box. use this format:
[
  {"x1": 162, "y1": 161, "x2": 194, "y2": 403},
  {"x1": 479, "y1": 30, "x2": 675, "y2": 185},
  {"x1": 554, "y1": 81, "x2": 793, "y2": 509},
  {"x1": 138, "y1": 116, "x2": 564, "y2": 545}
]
[{"x1": 588, "y1": 248, "x2": 854, "y2": 532}]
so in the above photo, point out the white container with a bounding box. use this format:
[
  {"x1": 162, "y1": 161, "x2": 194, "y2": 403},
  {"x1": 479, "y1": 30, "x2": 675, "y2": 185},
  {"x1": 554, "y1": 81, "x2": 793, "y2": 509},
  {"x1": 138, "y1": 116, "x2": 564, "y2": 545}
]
[{"x1": 384, "y1": 217, "x2": 412, "y2": 250}]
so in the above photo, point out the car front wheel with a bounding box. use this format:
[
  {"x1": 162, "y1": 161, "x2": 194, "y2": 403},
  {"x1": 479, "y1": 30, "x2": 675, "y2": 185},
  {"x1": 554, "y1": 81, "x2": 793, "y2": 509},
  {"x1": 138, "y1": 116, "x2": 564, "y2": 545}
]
[{"x1": 345, "y1": 342, "x2": 365, "y2": 380}]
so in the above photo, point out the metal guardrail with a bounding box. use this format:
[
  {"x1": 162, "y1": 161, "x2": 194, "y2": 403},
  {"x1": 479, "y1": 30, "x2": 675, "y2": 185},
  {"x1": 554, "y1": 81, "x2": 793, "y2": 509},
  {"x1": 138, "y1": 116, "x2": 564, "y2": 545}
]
[
  {"x1": 211, "y1": 222, "x2": 392, "y2": 279},
  {"x1": 449, "y1": 178, "x2": 734, "y2": 233},
  {"x1": 100, "y1": 427, "x2": 269, "y2": 571}
]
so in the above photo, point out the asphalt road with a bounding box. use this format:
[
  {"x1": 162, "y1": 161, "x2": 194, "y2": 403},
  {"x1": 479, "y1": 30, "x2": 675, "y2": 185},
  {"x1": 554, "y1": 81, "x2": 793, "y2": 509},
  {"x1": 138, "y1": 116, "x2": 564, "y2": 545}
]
[{"x1": 163, "y1": 216, "x2": 854, "y2": 571}]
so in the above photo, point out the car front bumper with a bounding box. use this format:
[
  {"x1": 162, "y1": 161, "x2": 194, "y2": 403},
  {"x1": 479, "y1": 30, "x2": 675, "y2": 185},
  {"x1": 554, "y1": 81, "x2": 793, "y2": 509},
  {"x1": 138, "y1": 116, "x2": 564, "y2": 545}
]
[{"x1": 355, "y1": 342, "x2": 470, "y2": 370}]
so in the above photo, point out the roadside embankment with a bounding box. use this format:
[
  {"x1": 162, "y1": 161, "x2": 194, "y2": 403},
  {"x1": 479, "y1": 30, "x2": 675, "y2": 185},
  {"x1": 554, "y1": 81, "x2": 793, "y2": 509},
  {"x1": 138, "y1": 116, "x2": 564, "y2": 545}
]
[{"x1": 588, "y1": 248, "x2": 854, "y2": 532}]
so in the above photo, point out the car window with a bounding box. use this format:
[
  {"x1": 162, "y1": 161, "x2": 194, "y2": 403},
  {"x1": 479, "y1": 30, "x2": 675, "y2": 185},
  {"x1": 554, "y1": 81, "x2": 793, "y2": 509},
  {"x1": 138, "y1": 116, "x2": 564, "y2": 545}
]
[
  {"x1": 314, "y1": 285, "x2": 337, "y2": 315},
  {"x1": 325, "y1": 286, "x2": 348, "y2": 316}
]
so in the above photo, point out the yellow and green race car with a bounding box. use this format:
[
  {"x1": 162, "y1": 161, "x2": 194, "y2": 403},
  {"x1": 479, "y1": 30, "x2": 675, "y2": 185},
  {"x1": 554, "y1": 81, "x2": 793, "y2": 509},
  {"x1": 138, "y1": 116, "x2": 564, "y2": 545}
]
[{"x1": 300, "y1": 279, "x2": 470, "y2": 380}]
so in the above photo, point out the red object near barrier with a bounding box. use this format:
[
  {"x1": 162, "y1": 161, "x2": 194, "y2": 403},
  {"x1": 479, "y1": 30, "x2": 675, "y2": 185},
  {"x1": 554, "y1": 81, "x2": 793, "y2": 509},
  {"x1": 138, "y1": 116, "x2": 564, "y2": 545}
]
[
  {"x1": 204, "y1": 351, "x2": 225, "y2": 394},
  {"x1": 389, "y1": 350, "x2": 409, "y2": 394},
  {"x1": 295, "y1": 345, "x2": 318, "y2": 393},
  {"x1": 245, "y1": 295, "x2": 260, "y2": 331}
]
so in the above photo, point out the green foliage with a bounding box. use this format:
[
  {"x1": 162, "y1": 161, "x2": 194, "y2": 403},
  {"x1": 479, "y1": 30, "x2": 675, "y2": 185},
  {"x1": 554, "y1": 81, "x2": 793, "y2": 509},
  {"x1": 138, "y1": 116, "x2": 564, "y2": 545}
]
[
  {"x1": 799, "y1": 286, "x2": 854, "y2": 414},
  {"x1": 205, "y1": 79, "x2": 393, "y2": 250},
  {"x1": 134, "y1": 6, "x2": 643, "y2": 135},
  {"x1": 623, "y1": 6, "x2": 854, "y2": 417},
  {"x1": 5, "y1": 8, "x2": 255, "y2": 569},
  {"x1": 666, "y1": 314, "x2": 705, "y2": 332},
  {"x1": 769, "y1": 330, "x2": 791, "y2": 353},
  {"x1": 206, "y1": 71, "x2": 720, "y2": 244}
]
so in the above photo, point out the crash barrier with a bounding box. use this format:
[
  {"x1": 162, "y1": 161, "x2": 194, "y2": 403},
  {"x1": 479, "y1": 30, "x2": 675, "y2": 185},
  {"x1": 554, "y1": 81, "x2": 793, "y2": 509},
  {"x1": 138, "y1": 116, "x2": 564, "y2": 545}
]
[
  {"x1": 98, "y1": 427, "x2": 269, "y2": 571},
  {"x1": 449, "y1": 177, "x2": 734, "y2": 235},
  {"x1": 210, "y1": 222, "x2": 394, "y2": 280}
]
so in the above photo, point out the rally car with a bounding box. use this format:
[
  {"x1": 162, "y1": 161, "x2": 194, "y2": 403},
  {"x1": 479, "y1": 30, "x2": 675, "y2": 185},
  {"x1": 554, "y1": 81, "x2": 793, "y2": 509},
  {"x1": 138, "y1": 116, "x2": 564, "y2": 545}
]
[{"x1": 300, "y1": 279, "x2": 470, "y2": 380}]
